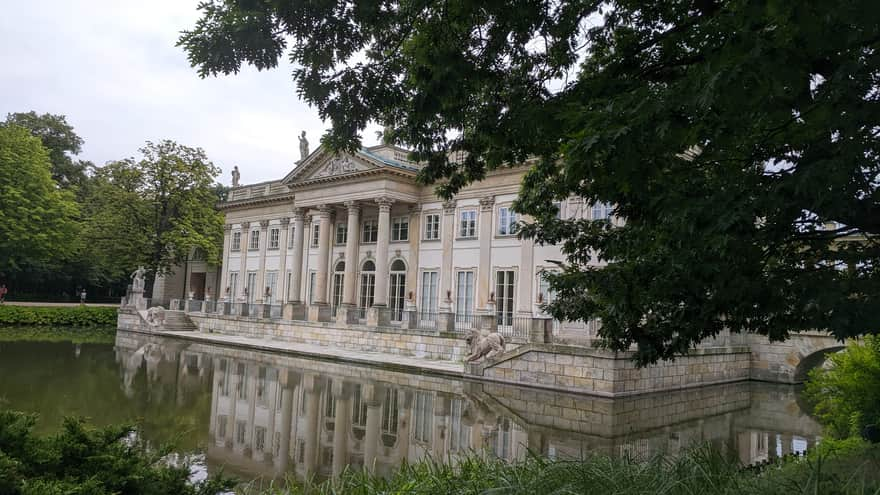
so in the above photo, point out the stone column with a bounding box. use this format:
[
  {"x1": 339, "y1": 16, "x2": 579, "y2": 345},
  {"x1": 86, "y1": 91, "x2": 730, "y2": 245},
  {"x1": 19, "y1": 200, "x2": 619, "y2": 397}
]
[
  {"x1": 289, "y1": 210, "x2": 305, "y2": 303},
  {"x1": 276, "y1": 371, "x2": 297, "y2": 473},
  {"x1": 517, "y1": 215, "x2": 534, "y2": 316},
  {"x1": 302, "y1": 374, "x2": 321, "y2": 475},
  {"x1": 277, "y1": 217, "x2": 290, "y2": 303},
  {"x1": 440, "y1": 199, "x2": 456, "y2": 304},
  {"x1": 238, "y1": 222, "x2": 250, "y2": 303},
  {"x1": 256, "y1": 220, "x2": 270, "y2": 303},
  {"x1": 406, "y1": 204, "x2": 421, "y2": 302},
  {"x1": 363, "y1": 383, "x2": 383, "y2": 472},
  {"x1": 331, "y1": 381, "x2": 351, "y2": 477},
  {"x1": 368, "y1": 197, "x2": 394, "y2": 326},
  {"x1": 220, "y1": 224, "x2": 232, "y2": 301},
  {"x1": 338, "y1": 201, "x2": 361, "y2": 324},
  {"x1": 308, "y1": 205, "x2": 332, "y2": 321},
  {"x1": 477, "y1": 196, "x2": 495, "y2": 311}
]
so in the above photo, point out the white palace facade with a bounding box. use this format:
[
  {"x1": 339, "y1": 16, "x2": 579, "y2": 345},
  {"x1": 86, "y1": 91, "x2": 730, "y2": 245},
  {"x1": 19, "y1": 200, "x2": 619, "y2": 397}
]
[{"x1": 215, "y1": 143, "x2": 606, "y2": 335}]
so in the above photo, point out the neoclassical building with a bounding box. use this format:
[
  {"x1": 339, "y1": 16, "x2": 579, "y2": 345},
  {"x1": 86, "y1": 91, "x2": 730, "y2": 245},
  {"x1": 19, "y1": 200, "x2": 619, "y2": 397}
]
[{"x1": 217, "y1": 143, "x2": 605, "y2": 334}]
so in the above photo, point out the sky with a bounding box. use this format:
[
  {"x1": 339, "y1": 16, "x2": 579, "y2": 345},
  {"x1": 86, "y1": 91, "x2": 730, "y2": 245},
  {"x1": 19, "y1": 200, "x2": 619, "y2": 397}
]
[{"x1": 0, "y1": 0, "x2": 380, "y2": 185}]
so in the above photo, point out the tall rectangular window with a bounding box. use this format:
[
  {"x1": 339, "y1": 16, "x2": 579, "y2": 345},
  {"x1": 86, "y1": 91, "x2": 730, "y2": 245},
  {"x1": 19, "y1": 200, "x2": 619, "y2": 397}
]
[
  {"x1": 254, "y1": 426, "x2": 266, "y2": 452},
  {"x1": 269, "y1": 228, "x2": 280, "y2": 249},
  {"x1": 232, "y1": 231, "x2": 242, "y2": 251},
  {"x1": 335, "y1": 223, "x2": 347, "y2": 245},
  {"x1": 249, "y1": 229, "x2": 260, "y2": 250},
  {"x1": 495, "y1": 270, "x2": 515, "y2": 326},
  {"x1": 497, "y1": 207, "x2": 518, "y2": 236},
  {"x1": 459, "y1": 210, "x2": 477, "y2": 238},
  {"x1": 413, "y1": 392, "x2": 434, "y2": 444},
  {"x1": 391, "y1": 217, "x2": 409, "y2": 241},
  {"x1": 362, "y1": 220, "x2": 378, "y2": 243},
  {"x1": 308, "y1": 271, "x2": 317, "y2": 304},
  {"x1": 538, "y1": 271, "x2": 556, "y2": 305},
  {"x1": 455, "y1": 270, "x2": 474, "y2": 316},
  {"x1": 420, "y1": 271, "x2": 439, "y2": 314},
  {"x1": 265, "y1": 271, "x2": 278, "y2": 303},
  {"x1": 424, "y1": 214, "x2": 440, "y2": 240},
  {"x1": 246, "y1": 272, "x2": 257, "y2": 303},
  {"x1": 591, "y1": 202, "x2": 613, "y2": 220},
  {"x1": 288, "y1": 226, "x2": 296, "y2": 248},
  {"x1": 228, "y1": 272, "x2": 238, "y2": 299},
  {"x1": 311, "y1": 224, "x2": 320, "y2": 247}
]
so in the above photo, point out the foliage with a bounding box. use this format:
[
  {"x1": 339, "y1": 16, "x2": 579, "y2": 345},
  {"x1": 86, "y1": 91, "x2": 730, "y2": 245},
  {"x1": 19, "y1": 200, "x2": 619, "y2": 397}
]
[
  {"x1": 242, "y1": 444, "x2": 880, "y2": 495},
  {"x1": 0, "y1": 125, "x2": 80, "y2": 275},
  {"x1": 1, "y1": 111, "x2": 90, "y2": 190},
  {"x1": 0, "y1": 306, "x2": 117, "y2": 327},
  {"x1": 805, "y1": 336, "x2": 880, "y2": 438},
  {"x1": 180, "y1": 0, "x2": 880, "y2": 364},
  {"x1": 81, "y1": 140, "x2": 224, "y2": 285},
  {"x1": 0, "y1": 409, "x2": 234, "y2": 495},
  {"x1": 0, "y1": 326, "x2": 115, "y2": 344}
]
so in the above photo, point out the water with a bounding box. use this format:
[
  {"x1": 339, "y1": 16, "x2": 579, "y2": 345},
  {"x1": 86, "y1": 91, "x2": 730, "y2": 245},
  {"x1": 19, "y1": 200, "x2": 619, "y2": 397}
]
[{"x1": 0, "y1": 328, "x2": 821, "y2": 488}]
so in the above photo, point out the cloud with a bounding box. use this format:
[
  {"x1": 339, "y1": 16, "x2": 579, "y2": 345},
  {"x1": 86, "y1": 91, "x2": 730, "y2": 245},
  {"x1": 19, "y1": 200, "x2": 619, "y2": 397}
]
[{"x1": 0, "y1": 0, "x2": 380, "y2": 185}]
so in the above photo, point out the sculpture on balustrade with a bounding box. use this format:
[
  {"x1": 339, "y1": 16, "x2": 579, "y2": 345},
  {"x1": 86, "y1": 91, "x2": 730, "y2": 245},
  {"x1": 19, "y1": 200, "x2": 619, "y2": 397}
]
[
  {"x1": 299, "y1": 131, "x2": 309, "y2": 160},
  {"x1": 465, "y1": 328, "x2": 506, "y2": 362},
  {"x1": 231, "y1": 165, "x2": 240, "y2": 187},
  {"x1": 130, "y1": 266, "x2": 146, "y2": 291},
  {"x1": 145, "y1": 306, "x2": 165, "y2": 327}
]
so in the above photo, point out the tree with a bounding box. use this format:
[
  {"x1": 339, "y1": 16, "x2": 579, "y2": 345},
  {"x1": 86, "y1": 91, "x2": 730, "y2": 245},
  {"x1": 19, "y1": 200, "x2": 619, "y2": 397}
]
[
  {"x1": 179, "y1": 1, "x2": 880, "y2": 363},
  {"x1": 0, "y1": 125, "x2": 79, "y2": 275},
  {"x1": 83, "y1": 140, "x2": 224, "y2": 287},
  {"x1": 2, "y1": 111, "x2": 89, "y2": 189}
]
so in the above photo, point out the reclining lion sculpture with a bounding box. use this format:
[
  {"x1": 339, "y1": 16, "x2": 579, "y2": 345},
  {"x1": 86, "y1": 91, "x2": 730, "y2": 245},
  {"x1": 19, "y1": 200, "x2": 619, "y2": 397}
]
[
  {"x1": 145, "y1": 306, "x2": 165, "y2": 327},
  {"x1": 465, "y1": 329, "x2": 505, "y2": 362}
]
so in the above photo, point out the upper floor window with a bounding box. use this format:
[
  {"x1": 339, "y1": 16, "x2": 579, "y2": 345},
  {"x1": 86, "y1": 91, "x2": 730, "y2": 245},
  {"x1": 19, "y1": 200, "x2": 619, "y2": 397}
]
[
  {"x1": 497, "y1": 207, "x2": 518, "y2": 236},
  {"x1": 391, "y1": 217, "x2": 409, "y2": 242},
  {"x1": 591, "y1": 202, "x2": 613, "y2": 221},
  {"x1": 249, "y1": 229, "x2": 260, "y2": 250},
  {"x1": 231, "y1": 231, "x2": 241, "y2": 251},
  {"x1": 362, "y1": 220, "x2": 378, "y2": 243},
  {"x1": 553, "y1": 201, "x2": 563, "y2": 219},
  {"x1": 311, "y1": 224, "x2": 320, "y2": 248},
  {"x1": 459, "y1": 210, "x2": 477, "y2": 238},
  {"x1": 424, "y1": 214, "x2": 440, "y2": 240},
  {"x1": 269, "y1": 228, "x2": 280, "y2": 249},
  {"x1": 288, "y1": 226, "x2": 295, "y2": 248},
  {"x1": 336, "y1": 223, "x2": 348, "y2": 245}
]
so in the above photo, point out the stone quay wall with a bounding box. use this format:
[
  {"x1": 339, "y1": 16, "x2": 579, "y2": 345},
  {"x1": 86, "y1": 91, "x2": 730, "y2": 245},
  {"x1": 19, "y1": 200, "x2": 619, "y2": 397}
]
[
  {"x1": 471, "y1": 343, "x2": 751, "y2": 397},
  {"x1": 186, "y1": 313, "x2": 477, "y2": 362}
]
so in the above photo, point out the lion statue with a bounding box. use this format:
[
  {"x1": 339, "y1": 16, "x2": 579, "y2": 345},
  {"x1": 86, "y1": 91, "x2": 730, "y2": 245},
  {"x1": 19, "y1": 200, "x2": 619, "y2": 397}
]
[
  {"x1": 465, "y1": 328, "x2": 505, "y2": 362},
  {"x1": 145, "y1": 306, "x2": 166, "y2": 327}
]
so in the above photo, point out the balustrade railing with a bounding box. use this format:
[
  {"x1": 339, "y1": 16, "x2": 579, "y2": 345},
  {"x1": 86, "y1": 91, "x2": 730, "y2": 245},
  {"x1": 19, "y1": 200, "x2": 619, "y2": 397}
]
[
  {"x1": 453, "y1": 312, "x2": 477, "y2": 333},
  {"x1": 497, "y1": 315, "x2": 531, "y2": 339}
]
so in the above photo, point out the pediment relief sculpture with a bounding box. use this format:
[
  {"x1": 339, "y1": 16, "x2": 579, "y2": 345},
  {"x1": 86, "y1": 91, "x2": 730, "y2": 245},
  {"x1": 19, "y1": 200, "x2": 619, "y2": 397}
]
[{"x1": 311, "y1": 155, "x2": 367, "y2": 179}]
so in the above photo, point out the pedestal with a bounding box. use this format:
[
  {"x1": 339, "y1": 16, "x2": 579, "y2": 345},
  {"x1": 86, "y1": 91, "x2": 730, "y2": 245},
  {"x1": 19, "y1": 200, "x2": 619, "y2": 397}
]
[
  {"x1": 131, "y1": 288, "x2": 146, "y2": 311},
  {"x1": 336, "y1": 304, "x2": 360, "y2": 325},
  {"x1": 308, "y1": 303, "x2": 331, "y2": 322},
  {"x1": 437, "y1": 310, "x2": 455, "y2": 332},
  {"x1": 529, "y1": 316, "x2": 552, "y2": 344},
  {"x1": 367, "y1": 305, "x2": 390, "y2": 327},
  {"x1": 283, "y1": 302, "x2": 306, "y2": 321}
]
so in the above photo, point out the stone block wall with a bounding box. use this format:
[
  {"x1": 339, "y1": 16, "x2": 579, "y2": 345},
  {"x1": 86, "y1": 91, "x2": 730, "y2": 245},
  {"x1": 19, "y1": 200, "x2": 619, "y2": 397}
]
[
  {"x1": 187, "y1": 314, "x2": 475, "y2": 362},
  {"x1": 472, "y1": 344, "x2": 751, "y2": 397},
  {"x1": 747, "y1": 333, "x2": 844, "y2": 383}
]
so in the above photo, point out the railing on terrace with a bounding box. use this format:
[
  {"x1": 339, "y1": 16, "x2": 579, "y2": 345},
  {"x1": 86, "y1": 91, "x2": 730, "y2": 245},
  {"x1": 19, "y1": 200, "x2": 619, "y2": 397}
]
[
  {"x1": 268, "y1": 304, "x2": 282, "y2": 319},
  {"x1": 497, "y1": 315, "x2": 531, "y2": 339},
  {"x1": 453, "y1": 313, "x2": 477, "y2": 333}
]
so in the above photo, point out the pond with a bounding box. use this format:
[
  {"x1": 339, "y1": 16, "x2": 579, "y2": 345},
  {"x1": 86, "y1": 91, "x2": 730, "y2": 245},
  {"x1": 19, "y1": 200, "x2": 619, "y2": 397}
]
[{"x1": 0, "y1": 328, "x2": 821, "y2": 488}]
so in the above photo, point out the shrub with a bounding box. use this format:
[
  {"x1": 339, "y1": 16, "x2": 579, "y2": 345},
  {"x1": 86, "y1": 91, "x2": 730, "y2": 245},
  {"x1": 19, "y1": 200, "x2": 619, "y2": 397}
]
[
  {"x1": 0, "y1": 409, "x2": 234, "y2": 495},
  {"x1": 805, "y1": 335, "x2": 880, "y2": 438},
  {"x1": 0, "y1": 306, "x2": 117, "y2": 326}
]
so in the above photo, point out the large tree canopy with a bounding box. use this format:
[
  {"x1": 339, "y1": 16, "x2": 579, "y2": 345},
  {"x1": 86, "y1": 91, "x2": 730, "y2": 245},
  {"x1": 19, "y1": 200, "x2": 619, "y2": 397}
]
[
  {"x1": 2, "y1": 112, "x2": 89, "y2": 189},
  {"x1": 180, "y1": 0, "x2": 880, "y2": 363},
  {"x1": 0, "y1": 125, "x2": 79, "y2": 274},
  {"x1": 83, "y1": 141, "x2": 224, "y2": 287}
]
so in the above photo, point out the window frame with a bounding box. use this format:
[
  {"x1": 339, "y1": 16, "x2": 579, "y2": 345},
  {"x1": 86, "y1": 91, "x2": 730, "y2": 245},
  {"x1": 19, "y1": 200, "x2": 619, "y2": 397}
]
[
  {"x1": 391, "y1": 216, "x2": 409, "y2": 242},
  {"x1": 231, "y1": 231, "x2": 242, "y2": 251},
  {"x1": 496, "y1": 206, "x2": 518, "y2": 236},
  {"x1": 335, "y1": 222, "x2": 348, "y2": 245},
  {"x1": 268, "y1": 227, "x2": 280, "y2": 250},
  {"x1": 423, "y1": 213, "x2": 440, "y2": 241},
  {"x1": 458, "y1": 209, "x2": 477, "y2": 239},
  {"x1": 310, "y1": 223, "x2": 320, "y2": 248},
  {"x1": 362, "y1": 219, "x2": 378, "y2": 244},
  {"x1": 248, "y1": 229, "x2": 260, "y2": 251}
]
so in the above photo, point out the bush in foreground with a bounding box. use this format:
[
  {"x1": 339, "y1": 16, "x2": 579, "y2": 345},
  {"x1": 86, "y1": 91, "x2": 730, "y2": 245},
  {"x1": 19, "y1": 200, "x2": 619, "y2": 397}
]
[
  {"x1": 805, "y1": 335, "x2": 880, "y2": 438},
  {"x1": 0, "y1": 305, "x2": 117, "y2": 326},
  {"x1": 0, "y1": 410, "x2": 232, "y2": 495}
]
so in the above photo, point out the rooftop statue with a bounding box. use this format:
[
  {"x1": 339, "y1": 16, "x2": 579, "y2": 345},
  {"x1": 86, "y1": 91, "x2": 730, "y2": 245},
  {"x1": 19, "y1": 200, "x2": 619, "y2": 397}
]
[
  {"x1": 130, "y1": 266, "x2": 146, "y2": 291},
  {"x1": 299, "y1": 131, "x2": 309, "y2": 161},
  {"x1": 231, "y1": 165, "x2": 240, "y2": 187}
]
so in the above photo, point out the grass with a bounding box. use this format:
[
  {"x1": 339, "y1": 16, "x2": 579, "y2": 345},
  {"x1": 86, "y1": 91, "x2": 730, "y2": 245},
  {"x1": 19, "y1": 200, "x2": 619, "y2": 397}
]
[
  {"x1": 0, "y1": 325, "x2": 116, "y2": 344},
  {"x1": 239, "y1": 441, "x2": 880, "y2": 495}
]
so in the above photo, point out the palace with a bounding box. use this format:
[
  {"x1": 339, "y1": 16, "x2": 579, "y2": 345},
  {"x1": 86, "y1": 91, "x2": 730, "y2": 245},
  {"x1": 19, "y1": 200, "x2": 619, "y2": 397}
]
[{"x1": 213, "y1": 142, "x2": 601, "y2": 338}]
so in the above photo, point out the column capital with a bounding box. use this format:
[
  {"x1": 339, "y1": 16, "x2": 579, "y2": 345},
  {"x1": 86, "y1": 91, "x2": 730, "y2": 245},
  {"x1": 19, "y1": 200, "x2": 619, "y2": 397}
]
[
  {"x1": 442, "y1": 199, "x2": 457, "y2": 214},
  {"x1": 259, "y1": 219, "x2": 270, "y2": 229},
  {"x1": 279, "y1": 217, "x2": 291, "y2": 226},
  {"x1": 240, "y1": 221, "x2": 251, "y2": 229},
  {"x1": 292, "y1": 208, "x2": 305, "y2": 220},
  {"x1": 479, "y1": 195, "x2": 495, "y2": 211},
  {"x1": 224, "y1": 224, "x2": 233, "y2": 232},
  {"x1": 408, "y1": 203, "x2": 422, "y2": 215},
  {"x1": 316, "y1": 204, "x2": 334, "y2": 217},
  {"x1": 375, "y1": 196, "x2": 395, "y2": 211},
  {"x1": 344, "y1": 200, "x2": 361, "y2": 213}
]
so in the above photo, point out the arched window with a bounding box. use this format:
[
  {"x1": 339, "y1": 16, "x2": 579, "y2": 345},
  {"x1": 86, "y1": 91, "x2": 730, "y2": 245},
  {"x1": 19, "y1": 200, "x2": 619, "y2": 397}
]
[
  {"x1": 331, "y1": 261, "x2": 345, "y2": 311},
  {"x1": 389, "y1": 259, "x2": 407, "y2": 321},
  {"x1": 359, "y1": 260, "x2": 376, "y2": 315}
]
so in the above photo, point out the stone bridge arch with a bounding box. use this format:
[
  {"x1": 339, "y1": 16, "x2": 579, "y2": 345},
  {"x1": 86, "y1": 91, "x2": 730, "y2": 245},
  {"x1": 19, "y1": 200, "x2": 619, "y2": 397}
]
[{"x1": 749, "y1": 332, "x2": 846, "y2": 383}]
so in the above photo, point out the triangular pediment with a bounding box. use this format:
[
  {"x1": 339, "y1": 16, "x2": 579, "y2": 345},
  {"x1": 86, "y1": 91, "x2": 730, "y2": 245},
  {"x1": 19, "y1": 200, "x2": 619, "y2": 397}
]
[
  {"x1": 304, "y1": 153, "x2": 374, "y2": 180},
  {"x1": 282, "y1": 145, "x2": 419, "y2": 187}
]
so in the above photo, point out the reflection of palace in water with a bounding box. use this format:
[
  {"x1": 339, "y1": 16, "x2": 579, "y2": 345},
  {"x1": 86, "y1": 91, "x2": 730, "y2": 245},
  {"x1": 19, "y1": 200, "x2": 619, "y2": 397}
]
[{"x1": 115, "y1": 330, "x2": 823, "y2": 482}]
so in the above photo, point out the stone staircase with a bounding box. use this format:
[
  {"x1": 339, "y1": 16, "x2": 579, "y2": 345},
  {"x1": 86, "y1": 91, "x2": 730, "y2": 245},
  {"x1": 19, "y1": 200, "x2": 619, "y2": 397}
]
[{"x1": 161, "y1": 310, "x2": 197, "y2": 331}]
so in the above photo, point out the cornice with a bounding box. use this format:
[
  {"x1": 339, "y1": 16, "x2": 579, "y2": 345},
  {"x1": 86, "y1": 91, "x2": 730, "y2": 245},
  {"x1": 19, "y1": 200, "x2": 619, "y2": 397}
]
[{"x1": 218, "y1": 192, "x2": 296, "y2": 211}]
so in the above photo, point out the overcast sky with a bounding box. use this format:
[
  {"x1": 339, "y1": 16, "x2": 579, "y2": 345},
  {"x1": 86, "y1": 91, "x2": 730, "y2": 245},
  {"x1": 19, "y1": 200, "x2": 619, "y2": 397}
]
[{"x1": 0, "y1": 0, "x2": 378, "y2": 185}]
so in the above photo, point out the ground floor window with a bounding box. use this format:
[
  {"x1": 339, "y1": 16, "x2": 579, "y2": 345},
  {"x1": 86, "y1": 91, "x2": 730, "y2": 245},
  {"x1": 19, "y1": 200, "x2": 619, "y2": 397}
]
[
  {"x1": 495, "y1": 270, "x2": 515, "y2": 326},
  {"x1": 389, "y1": 260, "x2": 406, "y2": 321},
  {"x1": 308, "y1": 271, "x2": 317, "y2": 304},
  {"x1": 420, "y1": 271, "x2": 438, "y2": 316},
  {"x1": 455, "y1": 270, "x2": 474, "y2": 318},
  {"x1": 246, "y1": 271, "x2": 257, "y2": 303},
  {"x1": 359, "y1": 260, "x2": 375, "y2": 312},
  {"x1": 332, "y1": 262, "x2": 345, "y2": 309},
  {"x1": 228, "y1": 272, "x2": 238, "y2": 301},
  {"x1": 265, "y1": 271, "x2": 278, "y2": 303}
]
